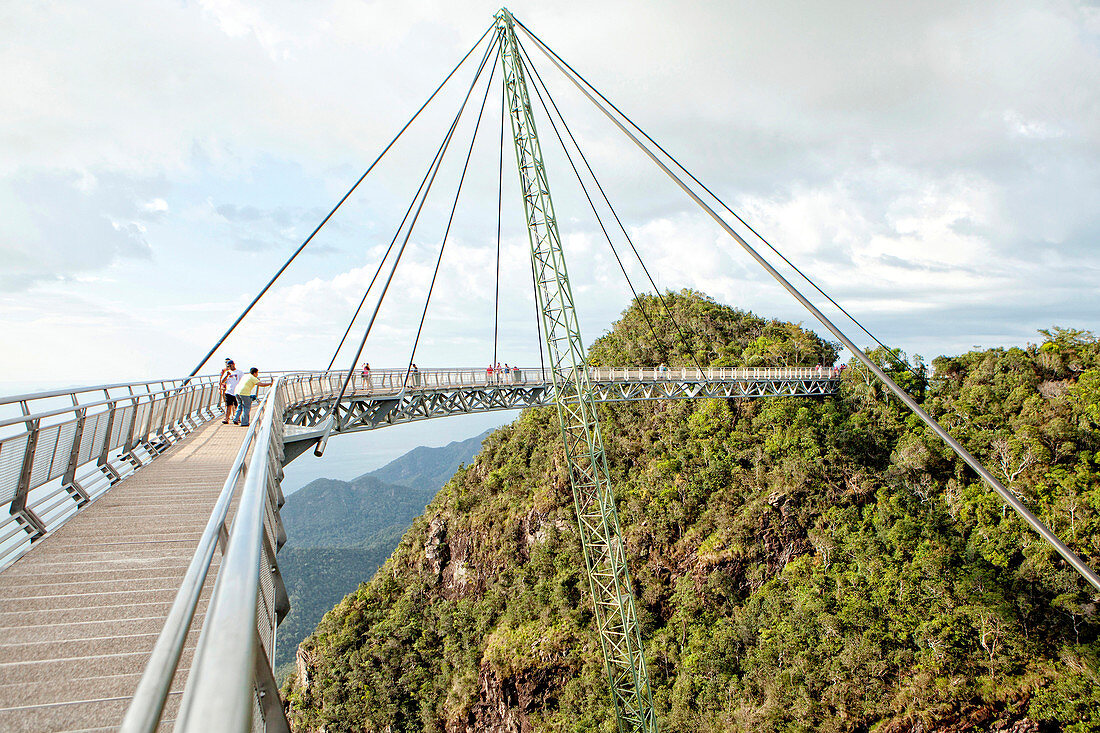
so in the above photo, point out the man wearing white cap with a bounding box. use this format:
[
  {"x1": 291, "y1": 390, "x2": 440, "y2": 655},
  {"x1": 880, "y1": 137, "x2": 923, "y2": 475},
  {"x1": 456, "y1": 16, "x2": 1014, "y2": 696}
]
[{"x1": 220, "y1": 359, "x2": 243, "y2": 424}]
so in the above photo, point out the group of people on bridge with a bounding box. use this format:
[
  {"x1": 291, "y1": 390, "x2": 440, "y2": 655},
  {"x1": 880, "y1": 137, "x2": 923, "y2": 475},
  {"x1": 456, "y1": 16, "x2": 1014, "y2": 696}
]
[
  {"x1": 487, "y1": 362, "x2": 519, "y2": 383},
  {"x1": 357, "y1": 362, "x2": 422, "y2": 389},
  {"x1": 219, "y1": 357, "x2": 271, "y2": 427}
]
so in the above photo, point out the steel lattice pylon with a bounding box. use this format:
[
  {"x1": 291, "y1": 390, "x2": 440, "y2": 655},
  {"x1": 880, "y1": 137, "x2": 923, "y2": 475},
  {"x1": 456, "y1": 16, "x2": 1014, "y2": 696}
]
[{"x1": 495, "y1": 9, "x2": 658, "y2": 733}]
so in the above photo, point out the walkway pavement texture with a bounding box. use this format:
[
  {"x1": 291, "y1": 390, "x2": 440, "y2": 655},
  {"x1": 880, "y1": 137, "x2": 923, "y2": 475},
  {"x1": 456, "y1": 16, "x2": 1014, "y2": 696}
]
[{"x1": 0, "y1": 420, "x2": 246, "y2": 732}]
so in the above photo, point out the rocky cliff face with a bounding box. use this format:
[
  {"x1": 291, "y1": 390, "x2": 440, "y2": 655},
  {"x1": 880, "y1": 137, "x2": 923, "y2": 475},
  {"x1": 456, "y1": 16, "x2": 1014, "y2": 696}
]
[{"x1": 283, "y1": 293, "x2": 1100, "y2": 733}]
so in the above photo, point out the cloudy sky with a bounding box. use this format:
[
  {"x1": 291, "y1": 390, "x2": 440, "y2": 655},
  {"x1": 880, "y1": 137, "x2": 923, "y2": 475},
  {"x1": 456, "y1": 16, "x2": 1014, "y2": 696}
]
[{"x1": 3, "y1": 0, "x2": 1099, "y2": 393}]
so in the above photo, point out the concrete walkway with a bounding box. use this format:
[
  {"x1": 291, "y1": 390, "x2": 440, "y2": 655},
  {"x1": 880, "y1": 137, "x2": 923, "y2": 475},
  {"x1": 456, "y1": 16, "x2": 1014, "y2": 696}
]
[{"x1": 0, "y1": 420, "x2": 246, "y2": 732}]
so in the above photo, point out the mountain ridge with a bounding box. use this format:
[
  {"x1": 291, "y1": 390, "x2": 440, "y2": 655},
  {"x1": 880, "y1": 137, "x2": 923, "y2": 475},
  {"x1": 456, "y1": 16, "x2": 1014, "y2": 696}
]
[{"x1": 285, "y1": 291, "x2": 1100, "y2": 732}]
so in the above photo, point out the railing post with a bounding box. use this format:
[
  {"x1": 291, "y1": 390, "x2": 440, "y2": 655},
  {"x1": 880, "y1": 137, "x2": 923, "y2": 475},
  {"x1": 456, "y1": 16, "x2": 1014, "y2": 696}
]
[
  {"x1": 122, "y1": 389, "x2": 143, "y2": 468},
  {"x1": 142, "y1": 391, "x2": 162, "y2": 452},
  {"x1": 11, "y1": 408, "x2": 47, "y2": 538},
  {"x1": 159, "y1": 391, "x2": 175, "y2": 440},
  {"x1": 97, "y1": 392, "x2": 121, "y2": 478},
  {"x1": 176, "y1": 386, "x2": 189, "y2": 429},
  {"x1": 183, "y1": 384, "x2": 197, "y2": 427},
  {"x1": 62, "y1": 405, "x2": 90, "y2": 505}
]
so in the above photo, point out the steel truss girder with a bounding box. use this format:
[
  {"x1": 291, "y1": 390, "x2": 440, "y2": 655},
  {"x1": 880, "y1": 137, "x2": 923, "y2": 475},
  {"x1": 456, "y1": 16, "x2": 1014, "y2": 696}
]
[{"x1": 280, "y1": 377, "x2": 836, "y2": 434}]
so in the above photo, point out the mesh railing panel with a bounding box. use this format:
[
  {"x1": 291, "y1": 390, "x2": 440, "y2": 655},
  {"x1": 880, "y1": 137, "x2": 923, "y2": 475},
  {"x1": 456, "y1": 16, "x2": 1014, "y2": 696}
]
[
  {"x1": 149, "y1": 399, "x2": 166, "y2": 435},
  {"x1": 261, "y1": 495, "x2": 277, "y2": 558},
  {"x1": 50, "y1": 421, "x2": 78, "y2": 481},
  {"x1": 257, "y1": 544, "x2": 275, "y2": 664},
  {"x1": 79, "y1": 412, "x2": 105, "y2": 464},
  {"x1": 165, "y1": 395, "x2": 180, "y2": 426},
  {"x1": 132, "y1": 402, "x2": 150, "y2": 441},
  {"x1": 90, "y1": 410, "x2": 110, "y2": 457},
  {"x1": 110, "y1": 405, "x2": 133, "y2": 450},
  {"x1": 28, "y1": 424, "x2": 60, "y2": 488},
  {"x1": 251, "y1": 688, "x2": 264, "y2": 733},
  {"x1": 0, "y1": 435, "x2": 28, "y2": 505}
]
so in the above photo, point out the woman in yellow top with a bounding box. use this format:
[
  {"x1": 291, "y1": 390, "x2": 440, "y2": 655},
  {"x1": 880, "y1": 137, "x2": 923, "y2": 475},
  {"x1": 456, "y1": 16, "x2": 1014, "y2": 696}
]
[{"x1": 231, "y1": 367, "x2": 272, "y2": 427}]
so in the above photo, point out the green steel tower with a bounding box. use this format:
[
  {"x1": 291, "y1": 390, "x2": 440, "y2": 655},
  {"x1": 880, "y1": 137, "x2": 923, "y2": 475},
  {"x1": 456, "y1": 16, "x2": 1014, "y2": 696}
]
[{"x1": 494, "y1": 9, "x2": 658, "y2": 732}]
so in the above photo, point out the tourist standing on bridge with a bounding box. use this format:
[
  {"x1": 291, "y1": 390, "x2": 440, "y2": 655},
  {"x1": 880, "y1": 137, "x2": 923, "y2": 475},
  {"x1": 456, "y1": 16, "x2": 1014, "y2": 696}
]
[
  {"x1": 487, "y1": 363, "x2": 494, "y2": 382},
  {"x1": 220, "y1": 359, "x2": 243, "y2": 425},
  {"x1": 361, "y1": 363, "x2": 371, "y2": 390},
  {"x1": 232, "y1": 367, "x2": 272, "y2": 427}
]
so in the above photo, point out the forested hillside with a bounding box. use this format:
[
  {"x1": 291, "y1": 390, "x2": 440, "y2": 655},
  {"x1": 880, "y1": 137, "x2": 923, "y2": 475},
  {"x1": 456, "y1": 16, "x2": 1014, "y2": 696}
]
[
  {"x1": 275, "y1": 433, "x2": 490, "y2": 679},
  {"x1": 285, "y1": 291, "x2": 1099, "y2": 733}
]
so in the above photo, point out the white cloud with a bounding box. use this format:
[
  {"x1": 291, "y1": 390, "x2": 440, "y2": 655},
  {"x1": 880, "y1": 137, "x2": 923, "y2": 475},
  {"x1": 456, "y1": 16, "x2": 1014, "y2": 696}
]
[{"x1": 0, "y1": 171, "x2": 155, "y2": 290}]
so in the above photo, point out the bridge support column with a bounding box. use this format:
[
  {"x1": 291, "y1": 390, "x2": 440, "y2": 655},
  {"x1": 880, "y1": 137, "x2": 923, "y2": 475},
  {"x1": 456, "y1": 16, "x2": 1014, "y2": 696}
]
[{"x1": 496, "y1": 9, "x2": 658, "y2": 732}]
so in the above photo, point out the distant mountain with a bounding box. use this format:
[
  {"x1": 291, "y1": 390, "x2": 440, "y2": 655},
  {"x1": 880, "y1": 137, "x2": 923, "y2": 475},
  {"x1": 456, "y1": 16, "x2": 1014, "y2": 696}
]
[
  {"x1": 362, "y1": 430, "x2": 493, "y2": 492},
  {"x1": 279, "y1": 475, "x2": 437, "y2": 549},
  {"x1": 273, "y1": 430, "x2": 492, "y2": 679}
]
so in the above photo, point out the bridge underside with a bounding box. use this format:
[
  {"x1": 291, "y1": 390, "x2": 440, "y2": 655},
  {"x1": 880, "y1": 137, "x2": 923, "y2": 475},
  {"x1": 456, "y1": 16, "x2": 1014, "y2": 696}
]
[{"x1": 282, "y1": 376, "x2": 837, "y2": 459}]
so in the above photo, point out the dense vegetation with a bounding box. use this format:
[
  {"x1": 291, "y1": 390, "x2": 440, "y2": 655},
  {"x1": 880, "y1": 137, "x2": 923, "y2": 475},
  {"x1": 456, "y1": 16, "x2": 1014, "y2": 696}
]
[
  {"x1": 275, "y1": 433, "x2": 489, "y2": 678},
  {"x1": 276, "y1": 536, "x2": 403, "y2": 681},
  {"x1": 285, "y1": 291, "x2": 1099, "y2": 732}
]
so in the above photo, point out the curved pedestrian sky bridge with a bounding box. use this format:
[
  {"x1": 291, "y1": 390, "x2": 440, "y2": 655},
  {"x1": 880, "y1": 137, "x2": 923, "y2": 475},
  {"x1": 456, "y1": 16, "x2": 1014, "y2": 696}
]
[
  {"x1": 1, "y1": 8, "x2": 1097, "y2": 733},
  {"x1": 0, "y1": 366, "x2": 837, "y2": 731}
]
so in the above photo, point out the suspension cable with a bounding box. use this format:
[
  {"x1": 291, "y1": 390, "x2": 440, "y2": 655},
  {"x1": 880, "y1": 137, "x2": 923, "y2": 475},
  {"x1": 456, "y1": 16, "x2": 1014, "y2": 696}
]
[
  {"x1": 184, "y1": 22, "x2": 495, "y2": 382},
  {"x1": 523, "y1": 23, "x2": 1100, "y2": 594},
  {"x1": 519, "y1": 42, "x2": 709, "y2": 373},
  {"x1": 324, "y1": 35, "x2": 501, "y2": 438},
  {"x1": 405, "y1": 45, "x2": 501, "y2": 383},
  {"x1": 518, "y1": 51, "x2": 682, "y2": 370},
  {"x1": 515, "y1": 18, "x2": 920, "y2": 378}
]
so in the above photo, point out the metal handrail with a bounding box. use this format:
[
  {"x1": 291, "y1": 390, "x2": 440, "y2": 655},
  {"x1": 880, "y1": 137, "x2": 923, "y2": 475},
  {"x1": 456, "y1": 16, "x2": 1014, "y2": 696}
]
[
  {"x1": 0, "y1": 371, "x2": 332, "y2": 428},
  {"x1": 124, "y1": 374, "x2": 347, "y2": 732},
  {"x1": 119, "y1": 405, "x2": 266, "y2": 733},
  {"x1": 0, "y1": 384, "x2": 213, "y2": 431},
  {"x1": 0, "y1": 370, "x2": 332, "y2": 409},
  {"x1": 175, "y1": 378, "x2": 287, "y2": 731},
  {"x1": 1, "y1": 364, "x2": 838, "y2": 418},
  {"x1": 0, "y1": 378, "x2": 224, "y2": 570},
  {"x1": 0, "y1": 370, "x2": 345, "y2": 571},
  {"x1": 0, "y1": 376, "x2": 220, "y2": 408}
]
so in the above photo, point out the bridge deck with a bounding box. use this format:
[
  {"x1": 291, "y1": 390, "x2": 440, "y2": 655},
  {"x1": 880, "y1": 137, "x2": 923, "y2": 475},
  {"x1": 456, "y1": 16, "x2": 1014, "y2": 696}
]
[{"x1": 0, "y1": 420, "x2": 241, "y2": 732}]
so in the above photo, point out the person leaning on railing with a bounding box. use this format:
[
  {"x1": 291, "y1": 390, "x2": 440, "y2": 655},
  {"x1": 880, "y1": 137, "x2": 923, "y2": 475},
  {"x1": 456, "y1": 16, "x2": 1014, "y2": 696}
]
[{"x1": 231, "y1": 368, "x2": 272, "y2": 427}]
